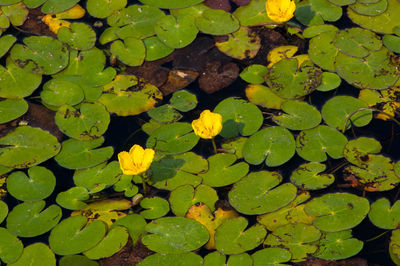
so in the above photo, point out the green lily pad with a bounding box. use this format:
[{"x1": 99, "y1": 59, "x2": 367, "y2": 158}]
[
  {"x1": 264, "y1": 223, "x2": 321, "y2": 262},
  {"x1": 343, "y1": 137, "x2": 382, "y2": 166},
  {"x1": 86, "y1": 0, "x2": 126, "y2": 18},
  {"x1": 195, "y1": 9, "x2": 239, "y2": 35},
  {"x1": 0, "y1": 34, "x2": 16, "y2": 58},
  {"x1": 0, "y1": 126, "x2": 60, "y2": 169},
  {"x1": 41, "y1": 78, "x2": 84, "y2": 108},
  {"x1": 56, "y1": 186, "x2": 89, "y2": 210},
  {"x1": 229, "y1": 171, "x2": 297, "y2": 215},
  {"x1": 58, "y1": 22, "x2": 96, "y2": 51},
  {"x1": 169, "y1": 90, "x2": 197, "y2": 112},
  {"x1": 390, "y1": 229, "x2": 400, "y2": 264},
  {"x1": 113, "y1": 175, "x2": 139, "y2": 197},
  {"x1": 73, "y1": 161, "x2": 121, "y2": 193},
  {"x1": 315, "y1": 72, "x2": 341, "y2": 92},
  {"x1": 214, "y1": 97, "x2": 263, "y2": 138},
  {"x1": 147, "y1": 104, "x2": 182, "y2": 123},
  {"x1": 22, "y1": 0, "x2": 46, "y2": 8},
  {"x1": 6, "y1": 201, "x2": 62, "y2": 237},
  {"x1": 0, "y1": 200, "x2": 7, "y2": 224},
  {"x1": 328, "y1": 0, "x2": 356, "y2": 5},
  {"x1": 245, "y1": 84, "x2": 287, "y2": 110},
  {"x1": 8, "y1": 243, "x2": 55, "y2": 266},
  {"x1": 242, "y1": 126, "x2": 295, "y2": 167},
  {"x1": 296, "y1": 125, "x2": 348, "y2": 162},
  {"x1": 294, "y1": 1, "x2": 324, "y2": 26},
  {"x1": 221, "y1": 137, "x2": 247, "y2": 159},
  {"x1": 0, "y1": 227, "x2": 23, "y2": 264},
  {"x1": 6, "y1": 166, "x2": 55, "y2": 201},
  {"x1": 41, "y1": 0, "x2": 80, "y2": 13},
  {"x1": 98, "y1": 75, "x2": 162, "y2": 116},
  {"x1": 368, "y1": 198, "x2": 400, "y2": 229},
  {"x1": 147, "y1": 122, "x2": 200, "y2": 155},
  {"x1": 227, "y1": 253, "x2": 252, "y2": 266},
  {"x1": 55, "y1": 103, "x2": 110, "y2": 140},
  {"x1": 203, "y1": 251, "x2": 226, "y2": 266},
  {"x1": 59, "y1": 255, "x2": 98, "y2": 266},
  {"x1": 240, "y1": 64, "x2": 269, "y2": 84},
  {"x1": 142, "y1": 217, "x2": 209, "y2": 254},
  {"x1": 303, "y1": 24, "x2": 339, "y2": 38},
  {"x1": 349, "y1": 0, "x2": 388, "y2": 16},
  {"x1": 138, "y1": 0, "x2": 204, "y2": 9},
  {"x1": 99, "y1": 26, "x2": 119, "y2": 45},
  {"x1": 383, "y1": 34, "x2": 400, "y2": 53},
  {"x1": 313, "y1": 230, "x2": 363, "y2": 260},
  {"x1": 199, "y1": 153, "x2": 249, "y2": 187},
  {"x1": 54, "y1": 137, "x2": 114, "y2": 170},
  {"x1": 233, "y1": 0, "x2": 274, "y2": 26},
  {"x1": 111, "y1": 214, "x2": 147, "y2": 245},
  {"x1": 215, "y1": 217, "x2": 266, "y2": 255},
  {"x1": 144, "y1": 36, "x2": 174, "y2": 61},
  {"x1": 304, "y1": 192, "x2": 370, "y2": 232},
  {"x1": 290, "y1": 162, "x2": 335, "y2": 190},
  {"x1": 49, "y1": 215, "x2": 107, "y2": 255},
  {"x1": 309, "y1": 0, "x2": 343, "y2": 22},
  {"x1": 83, "y1": 226, "x2": 129, "y2": 260},
  {"x1": 1, "y1": 3, "x2": 28, "y2": 26},
  {"x1": 0, "y1": 57, "x2": 42, "y2": 99},
  {"x1": 308, "y1": 31, "x2": 339, "y2": 71},
  {"x1": 272, "y1": 100, "x2": 321, "y2": 130},
  {"x1": 140, "y1": 196, "x2": 170, "y2": 219},
  {"x1": 0, "y1": 99, "x2": 28, "y2": 124},
  {"x1": 0, "y1": 0, "x2": 21, "y2": 4},
  {"x1": 321, "y1": 95, "x2": 372, "y2": 131},
  {"x1": 252, "y1": 248, "x2": 292, "y2": 265},
  {"x1": 265, "y1": 58, "x2": 322, "y2": 99},
  {"x1": 155, "y1": 15, "x2": 198, "y2": 49},
  {"x1": 138, "y1": 252, "x2": 203, "y2": 266},
  {"x1": 10, "y1": 36, "x2": 69, "y2": 75},
  {"x1": 110, "y1": 38, "x2": 145, "y2": 66}
]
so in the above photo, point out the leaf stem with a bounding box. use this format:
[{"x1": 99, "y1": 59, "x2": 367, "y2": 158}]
[
  {"x1": 141, "y1": 173, "x2": 148, "y2": 195},
  {"x1": 211, "y1": 138, "x2": 217, "y2": 154},
  {"x1": 365, "y1": 230, "x2": 390, "y2": 242}
]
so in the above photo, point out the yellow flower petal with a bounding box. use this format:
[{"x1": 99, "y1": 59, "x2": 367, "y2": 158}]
[
  {"x1": 192, "y1": 110, "x2": 223, "y2": 139},
  {"x1": 266, "y1": 0, "x2": 296, "y2": 23},
  {"x1": 118, "y1": 151, "x2": 138, "y2": 175},
  {"x1": 118, "y1": 145, "x2": 155, "y2": 175}
]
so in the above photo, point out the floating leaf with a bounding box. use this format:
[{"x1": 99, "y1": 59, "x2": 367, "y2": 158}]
[
  {"x1": 0, "y1": 34, "x2": 16, "y2": 58},
  {"x1": 142, "y1": 217, "x2": 209, "y2": 254},
  {"x1": 233, "y1": 0, "x2": 274, "y2": 26},
  {"x1": 86, "y1": 0, "x2": 126, "y2": 18},
  {"x1": 315, "y1": 72, "x2": 341, "y2": 92},
  {"x1": 58, "y1": 22, "x2": 96, "y2": 51},
  {"x1": 195, "y1": 9, "x2": 239, "y2": 35},
  {"x1": 144, "y1": 36, "x2": 174, "y2": 61},
  {"x1": 390, "y1": 229, "x2": 400, "y2": 265},
  {"x1": 0, "y1": 227, "x2": 23, "y2": 264},
  {"x1": 303, "y1": 24, "x2": 338, "y2": 38},
  {"x1": 41, "y1": 0, "x2": 80, "y2": 13},
  {"x1": 140, "y1": 196, "x2": 170, "y2": 219},
  {"x1": 214, "y1": 97, "x2": 263, "y2": 138},
  {"x1": 9, "y1": 243, "x2": 55, "y2": 266},
  {"x1": 252, "y1": 248, "x2": 292, "y2": 265},
  {"x1": 308, "y1": 31, "x2": 338, "y2": 71},
  {"x1": 155, "y1": 15, "x2": 198, "y2": 49},
  {"x1": 368, "y1": 198, "x2": 400, "y2": 229},
  {"x1": 245, "y1": 84, "x2": 287, "y2": 110},
  {"x1": 290, "y1": 162, "x2": 335, "y2": 190},
  {"x1": 138, "y1": 252, "x2": 203, "y2": 266},
  {"x1": 267, "y1": 45, "x2": 298, "y2": 67},
  {"x1": 243, "y1": 126, "x2": 295, "y2": 167},
  {"x1": 215, "y1": 217, "x2": 266, "y2": 255},
  {"x1": 0, "y1": 126, "x2": 60, "y2": 169},
  {"x1": 7, "y1": 166, "x2": 56, "y2": 201},
  {"x1": 314, "y1": 230, "x2": 363, "y2": 260},
  {"x1": 203, "y1": 251, "x2": 226, "y2": 265},
  {"x1": 229, "y1": 171, "x2": 297, "y2": 215},
  {"x1": 10, "y1": 36, "x2": 69, "y2": 75},
  {"x1": 272, "y1": 100, "x2": 321, "y2": 130},
  {"x1": 343, "y1": 137, "x2": 382, "y2": 166},
  {"x1": 240, "y1": 64, "x2": 269, "y2": 84},
  {"x1": 221, "y1": 137, "x2": 247, "y2": 159},
  {"x1": 59, "y1": 255, "x2": 98, "y2": 266},
  {"x1": 6, "y1": 201, "x2": 62, "y2": 237},
  {"x1": 49, "y1": 215, "x2": 107, "y2": 255},
  {"x1": 111, "y1": 214, "x2": 147, "y2": 245},
  {"x1": 138, "y1": 0, "x2": 204, "y2": 9},
  {"x1": 41, "y1": 78, "x2": 84, "y2": 109},
  {"x1": 1, "y1": 3, "x2": 28, "y2": 26},
  {"x1": 110, "y1": 38, "x2": 145, "y2": 66},
  {"x1": 56, "y1": 186, "x2": 89, "y2": 210},
  {"x1": 113, "y1": 175, "x2": 139, "y2": 197},
  {"x1": 227, "y1": 253, "x2": 252, "y2": 265},
  {"x1": 296, "y1": 125, "x2": 348, "y2": 162},
  {"x1": 0, "y1": 99, "x2": 28, "y2": 124},
  {"x1": 169, "y1": 90, "x2": 197, "y2": 112},
  {"x1": 383, "y1": 34, "x2": 400, "y2": 53},
  {"x1": 54, "y1": 137, "x2": 113, "y2": 170},
  {"x1": 147, "y1": 104, "x2": 182, "y2": 123},
  {"x1": 304, "y1": 193, "x2": 370, "y2": 232},
  {"x1": 199, "y1": 153, "x2": 249, "y2": 187},
  {"x1": 349, "y1": 0, "x2": 388, "y2": 16},
  {"x1": 0, "y1": 200, "x2": 7, "y2": 224}
]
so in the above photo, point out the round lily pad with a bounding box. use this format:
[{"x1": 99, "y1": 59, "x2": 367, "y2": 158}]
[
  {"x1": 195, "y1": 9, "x2": 239, "y2": 35},
  {"x1": 10, "y1": 36, "x2": 69, "y2": 75},
  {"x1": 252, "y1": 248, "x2": 292, "y2": 265},
  {"x1": 0, "y1": 34, "x2": 16, "y2": 58},
  {"x1": 0, "y1": 57, "x2": 42, "y2": 99},
  {"x1": 58, "y1": 22, "x2": 96, "y2": 51},
  {"x1": 0, "y1": 227, "x2": 23, "y2": 264},
  {"x1": 343, "y1": 137, "x2": 382, "y2": 166},
  {"x1": 240, "y1": 64, "x2": 269, "y2": 84},
  {"x1": 215, "y1": 217, "x2": 266, "y2": 255},
  {"x1": 56, "y1": 186, "x2": 89, "y2": 210},
  {"x1": 229, "y1": 171, "x2": 297, "y2": 215},
  {"x1": 0, "y1": 126, "x2": 60, "y2": 169},
  {"x1": 144, "y1": 36, "x2": 174, "y2": 61},
  {"x1": 0, "y1": 99, "x2": 28, "y2": 124},
  {"x1": 55, "y1": 103, "x2": 110, "y2": 140},
  {"x1": 41, "y1": 0, "x2": 80, "y2": 13},
  {"x1": 203, "y1": 251, "x2": 226, "y2": 265},
  {"x1": 214, "y1": 97, "x2": 263, "y2": 138},
  {"x1": 290, "y1": 162, "x2": 335, "y2": 190},
  {"x1": 6, "y1": 200, "x2": 62, "y2": 237},
  {"x1": 7, "y1": 166, "x2": 56, "y2": 201},
  {"x1": 110, "y1": 38, "x2": 145, "y2": 66},
  {"x1": 147, "y1": 104, "x2": 182, "y2": 123},
  {"x1": 140, "y1": 196, "x2": 170, "y2": 219},
  {"x1": 308, "y1": 31, "x2": 339, "y2": 71},
  {"x1": 227, "y1": 253, "x2": 252, "y2": 265},
  {"x1": 86, "y1": 0, "x2": 126, "y2": 18},
  {"x1": 9, "y1": 243, "x2": 55, "y2": 266},
  {"x1": 233, "y1": 0, "x2": 274, "y2": 26},
  {"x1": 138, "y1": 252, "x2": 203, "y2": 266},
  {"x1": 169, "y1": 90, "x2": 197, "y2": 112},
  {"x1": 54, "y1": 137, "x2": 114, "y2": 170},
  {"x1": 304, "y1": 192, "x2": 370, "y2": 232},
  {"x1": 41, "y1": 78, "x2": 84, "y2": 108},
  {"x1": 315, "y1": 72, "x2": 341, "y2": 92},
  {"x1": 272, "y1": 100, "x2": 321, "y2": 130},
  {"x1": 349, "y1": 0, "x2": 388, "y2": 16},
  {"x1": 146, "y1": 122, "x2": 200, "y2": 155},
  {"x1": 242, "y1": 126, "x2": 295, "y2": 167},
  {"x1": 138, "y1": 0, "x2": 204, "y2": 9},
  {"x1": 59, "y1": 255, "x2": 98, "y2": 266},
  {"x1": 303, "y1": 24, "x2": 339, "y2": 38},
  {"x1": 142, "y1": 217, "x2": 209, "y2": 254},
  {"x1": 368, "y1": 198, "x2": 400, "y2": 229},
  {"x1": 199, "y1": 153, "x2": 249, "y2": 187},
  {"x1": 49, "y1": 215, "x2": 107, "y2": 255},
  {"x1": 321, "y1": 95, "x2": 372, "y2": 131},
  {"x1": 296, "y1": 125, "x2": 348, "y2": 162}
]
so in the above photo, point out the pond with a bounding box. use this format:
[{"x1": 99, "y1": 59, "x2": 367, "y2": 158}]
[{"x1": 0, "y1": 0, "x2": 400, "y2": 265}]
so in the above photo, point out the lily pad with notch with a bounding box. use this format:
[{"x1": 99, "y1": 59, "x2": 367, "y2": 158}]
[
  {"x1": 195, "y1": 9, "x2": 239, "y2": 35},
  {"x1": 252, "y1": 248, "x2": 292, "y2": 265},
  {"x1": 308, "y1": 31, "x2": 339, "y2": 71},
  {"x1": 144, "y1": 36, "x2": 175, "y2": 61},
  {"x1": 113, "y1": 175, "x2": 139, "y2": 197},
  {"x1": 240, "y1": 64, "x2": 268, "y2": 84},
  {"x1": 147, "y1": 104, "x2": 182, "y2": 123},
  {"x1": 169, "y1": 90, "x2": 197, "y2": 112},
  {"x1": 290, "y1": 162, "x2": 335, "y2": 190},
  {"x1": 349, "y1": 0, "x2": 388, "y2": 16},
  {"x1": 110, "y1": 37, "x2": 145, "y2": 66},
  {"x1": 111, "y1": 214, "x2": 147, "y2": 245},
  {"x1": 140, "y1": 196, "x2": 170, "y2": 219},
  {"x1": 58, "y1": 22, "x2": 96, "y2": 51},
  {"x1": 233, "y1": 0, "x2": 274, "y2": 26},
  {"x1": 56, "y1": 186, "x2": 89, "y2": 210},
  {"x1": 343, "y1": 136, "x2": 382, "y2": 166},
  {"x1": 86, "y1": 0, "x2": 126, "y2": 18},
  {"x1": 40, "y1": 0, "x2": 80, "y2": 14},
  {"x1": 221, "y1": 137, "x2": 247, "y2": 159},
  {"x1": 272, "y1": 100, "x2": 321, "y2": 130},
  {"x1": 368, "y1": 198, "x2": 400, "y2": 229},
  {"x1": 9, "y1": 242, "x2": 55, "y2": 266},
  {"x1": 155, "y1": 15, "x2": 198, "y2": 49},
  {"x1": 229, "y1": 171, "x2": 297, "y2": 215},
  {"x1": 0, "y1": 227, "x2": 23, "y2": 264},
  {"x1": 245, "y1": 84, "x2": 287, "y2": 110},
  {"x1": 0, "y1": 34, "x2": 16, "y2": 58},
  {"x1": 0, "y1": 98, "x2": 28, "y2": 124},
  {"x1": 40, "y1": 78, "x2": 84, "y2": 109},
  {"x1": 315, "y1": 72, "x2": 341, "y2": 92}
]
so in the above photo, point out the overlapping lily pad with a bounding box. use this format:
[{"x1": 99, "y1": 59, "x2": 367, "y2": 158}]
[
  {"x1": 86, "y1": 0, "x2": 126, "y2": 18},
  {"x1": 252, "y1": 248, "x2": 292, "y2": 265},
  {"x1": 58, "y1": 22, "x2": 96, "y2": 51},
  {"x1": 245, "y1": 84, "x2": 287, "y2": 109},
  {"x1": 110, "y1": 38, "x2": 146, "y2": 66},
  {"x1": 0, "y1": 34, "x2": 16, "y2": 58},
  {"x1": 0, "y1": 227, "x2": 23, "y2": 264},
  {"x1": 56, "y1": 186, "x2": 89, "y2": 210},
  {"x1": 195, "y1": 9, "x2": 239, "y2": 35},
  {"x1": 272, "y1": 100, "x2": 321, "y2": 130},
  {"x1": 368, "y1": 198, "x2": 400, "y2": 229},
  {"x1": 9, "y1": 242, "x2": 55, "y2": 266},
  {"x1": 0, "y1": 98, "x2": 28, "y2": 123},
  {"x1": 140, "y1": 197, "x2": 170, "y2": 219},
  {"x1": 40, "y1": 78, "x2": 84, "y2": 109},
  {"x1": 290, "y1": 162, "x2": 335, "y2": 190},
  {"x1": 138, "y1": 252, "x2": 203, "y2": 266}
]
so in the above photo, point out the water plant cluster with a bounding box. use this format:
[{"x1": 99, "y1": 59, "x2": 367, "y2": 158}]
[{"x1": 0, "y1": 0, "x2": 400, "y2": 265}]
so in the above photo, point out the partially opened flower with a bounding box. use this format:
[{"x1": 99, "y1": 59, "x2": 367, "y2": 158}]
[
  {"x1": 118, "y1": 144, "x2": 155, "y2": 175},
  {"x1": 266, "y1": 0, "x2": 296, "y2": 23},
  {"x1": 192, "y1": 110, "x2": 223, "y2": 139}
]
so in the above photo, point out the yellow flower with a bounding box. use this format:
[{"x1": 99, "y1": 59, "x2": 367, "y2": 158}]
[
  {"x1": 192, "y1": 110, "x2": 223, "y2": 139},
  {"x1": 118, "y1": 145, "x2": 155, "y2": 175},
  {"x1": 266, "y1": 0, "x2": 296, "y2": 23}
]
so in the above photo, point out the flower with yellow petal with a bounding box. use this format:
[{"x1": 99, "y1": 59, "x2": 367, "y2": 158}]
[
  {"x1": 192, "y1": 110, "x2": 223, "y2": 139},
  {"x1": 118, "y1": 144, "x2": 155, "y2": 176},
  {"x1": 265, "y1": 0, "x2": 296, "y2": 23}
]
